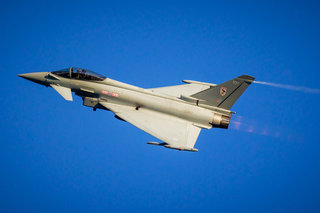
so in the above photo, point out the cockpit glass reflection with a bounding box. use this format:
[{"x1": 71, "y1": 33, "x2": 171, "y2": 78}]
[{"x1": 52, "y1": 67, "x2": 106, "y2": 81}]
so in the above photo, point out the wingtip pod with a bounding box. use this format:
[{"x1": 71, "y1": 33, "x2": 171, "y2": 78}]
[
  {"x1": 164, "y1": 145, "x2": 198, "y2": 152},
  {"x1": 147, "y1": 142, "x2": 198, "y2": 152},
  {"x1": 147, "y1": 142, "x2": 167, "y2": 146}
]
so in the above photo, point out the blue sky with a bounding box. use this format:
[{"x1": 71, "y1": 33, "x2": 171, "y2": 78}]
[{"x1": 1, "y1": 0, "x2": 320, "y2": 212}]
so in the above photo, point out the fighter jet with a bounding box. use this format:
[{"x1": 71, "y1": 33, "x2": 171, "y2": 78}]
[{"x1": 18, "y1": 67, "x2": 254, "y2": 152}]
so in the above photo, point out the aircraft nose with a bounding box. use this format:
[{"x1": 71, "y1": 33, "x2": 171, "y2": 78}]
[{"x1": 18, "y1": 72, "x2": 50, "y2": 86}]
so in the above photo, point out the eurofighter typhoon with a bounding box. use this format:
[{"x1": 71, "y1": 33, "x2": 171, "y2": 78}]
[{"x1": 19, "y1": 68, "x2": 254, "y2": 152}]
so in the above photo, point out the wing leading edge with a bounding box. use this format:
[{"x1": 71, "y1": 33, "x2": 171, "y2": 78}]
[
  {"x1": 99, "y1": 102, "x2": 201, "y2": 151},
  {"x1": 149, "y1": 83, "x2": 210, "y2": 98}
]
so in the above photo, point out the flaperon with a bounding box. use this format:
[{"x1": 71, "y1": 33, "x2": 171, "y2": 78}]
[{"x1": 19, "y1": 67, "x2": 254, "y2": 152}]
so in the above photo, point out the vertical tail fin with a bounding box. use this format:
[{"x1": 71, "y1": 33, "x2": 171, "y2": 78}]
[{"x1": 191, "y1": 75, "x2": 255, "y2": 110}]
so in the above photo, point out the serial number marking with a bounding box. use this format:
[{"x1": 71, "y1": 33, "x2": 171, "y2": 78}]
[{"x1": 101, "y1": 90, "x2": 119, "y2": 97}]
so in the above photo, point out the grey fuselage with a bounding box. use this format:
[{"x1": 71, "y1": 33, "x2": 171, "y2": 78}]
[{"x1": 20, "y1": 71, "x2": 230, "y2": 130}]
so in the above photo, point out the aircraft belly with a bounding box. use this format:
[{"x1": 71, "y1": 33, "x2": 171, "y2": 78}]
[{"x1": 107, "y1": 88, "x2": 213, "y2": 128}]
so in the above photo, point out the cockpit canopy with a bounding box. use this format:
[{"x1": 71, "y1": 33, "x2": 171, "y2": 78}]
[{"x1": 52, "y1": 67, "x2": 106, "y2": 81}]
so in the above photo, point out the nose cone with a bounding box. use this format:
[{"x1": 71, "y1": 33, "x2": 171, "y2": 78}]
[{"x1": 18, "y1": 72, "x2": 49, "y2": 86}]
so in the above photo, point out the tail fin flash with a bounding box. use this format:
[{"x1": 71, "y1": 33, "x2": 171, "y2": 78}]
[{"x1": 191, "y1": 75, "x2": 255, "y2": 110}]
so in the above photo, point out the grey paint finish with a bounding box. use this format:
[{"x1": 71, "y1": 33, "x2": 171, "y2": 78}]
[
  {"x1": 191, "y1": 75, "x2": 255, "y2": 110},
  {"x1": 18, "y1": 68, "x2": 254, "y2": 152}
]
